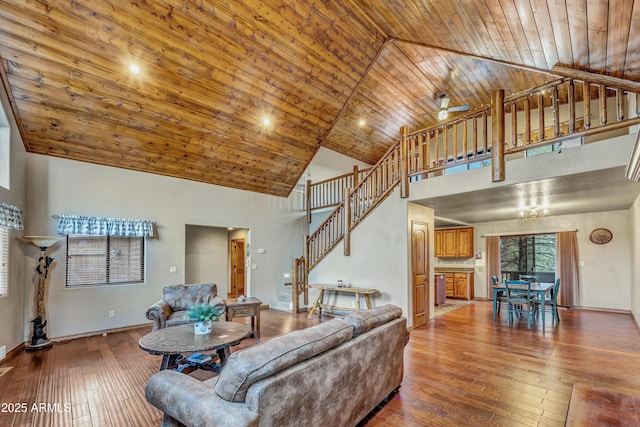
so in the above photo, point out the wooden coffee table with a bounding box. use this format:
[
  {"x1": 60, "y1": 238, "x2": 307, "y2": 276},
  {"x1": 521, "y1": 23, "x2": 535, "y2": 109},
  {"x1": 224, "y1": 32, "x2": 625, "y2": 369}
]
[{"x1": 139, "y1": 322, "x2": 250, "y2": 371}]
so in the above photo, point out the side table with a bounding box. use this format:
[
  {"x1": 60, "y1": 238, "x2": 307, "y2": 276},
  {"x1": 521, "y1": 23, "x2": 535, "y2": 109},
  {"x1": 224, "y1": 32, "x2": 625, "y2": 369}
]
[{"x1": 225, "y1": 297, "x2": 262, "y2": 338}]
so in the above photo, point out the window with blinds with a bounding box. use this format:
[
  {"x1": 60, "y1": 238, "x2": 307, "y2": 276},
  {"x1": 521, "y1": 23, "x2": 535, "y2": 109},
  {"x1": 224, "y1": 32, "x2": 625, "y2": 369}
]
[
  {"x1": 66, "y1": 234, "x2": 145, "y2": 287},
  {"x1": 0, "y1": 227, "x2": 8, "y2": 296}
]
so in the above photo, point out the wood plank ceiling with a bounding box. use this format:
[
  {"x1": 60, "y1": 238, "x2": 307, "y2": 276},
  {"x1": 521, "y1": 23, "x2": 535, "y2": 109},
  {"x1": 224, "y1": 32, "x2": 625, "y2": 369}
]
[{"x1": 0, "y1": 0, "x2": 639, "y2": 196}]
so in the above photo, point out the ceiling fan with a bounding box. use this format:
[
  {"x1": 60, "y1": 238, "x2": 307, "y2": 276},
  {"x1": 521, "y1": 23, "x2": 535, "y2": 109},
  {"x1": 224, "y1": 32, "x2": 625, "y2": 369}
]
[{"x1": 429, "y1": 94, "x2": 470, "y2": 121}]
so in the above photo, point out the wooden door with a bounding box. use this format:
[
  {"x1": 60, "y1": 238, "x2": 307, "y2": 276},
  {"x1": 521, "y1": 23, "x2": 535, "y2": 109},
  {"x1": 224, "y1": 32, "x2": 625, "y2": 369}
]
[
  {"x1": 412, "y1": 221, "x2": 429, "y2": 327},
  {"x1": 230, "y1": 239, "x2": 245, "y2": 297}
]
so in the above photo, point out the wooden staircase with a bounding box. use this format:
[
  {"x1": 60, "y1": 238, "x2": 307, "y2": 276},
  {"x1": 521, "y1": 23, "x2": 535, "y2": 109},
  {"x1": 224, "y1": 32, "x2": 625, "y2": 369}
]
[{"x1": 288, "y1": 75, "x2": 640, "y2": 313}]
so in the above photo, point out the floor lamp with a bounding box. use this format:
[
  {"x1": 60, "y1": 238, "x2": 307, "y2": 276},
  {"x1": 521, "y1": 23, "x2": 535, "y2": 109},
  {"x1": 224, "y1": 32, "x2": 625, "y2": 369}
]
[{"x1": 23, "y1": 236, "x2": 60, "y2": 352}]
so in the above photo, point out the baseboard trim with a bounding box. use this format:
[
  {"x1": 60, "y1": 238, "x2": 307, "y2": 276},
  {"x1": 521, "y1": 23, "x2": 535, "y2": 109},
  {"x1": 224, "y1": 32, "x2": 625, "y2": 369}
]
[
  {"x1": 1, "y1": 342, "x2": 25, "y2": 364},
  {"x1": 49, "y1": 322, "x2": 153, "y2": 343}
]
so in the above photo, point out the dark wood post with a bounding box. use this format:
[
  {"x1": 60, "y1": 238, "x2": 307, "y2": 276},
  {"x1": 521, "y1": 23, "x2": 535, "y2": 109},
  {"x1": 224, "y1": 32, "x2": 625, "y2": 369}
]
[
  {"x1": 492, "y1": 89, "x2": 505, "y2": 182},
  {"x1": 306, "y1": 179, "x2": 312, "y2": 224},
  {"x1": 400, "y1": 125, "x2": 409, "y2": 198}
]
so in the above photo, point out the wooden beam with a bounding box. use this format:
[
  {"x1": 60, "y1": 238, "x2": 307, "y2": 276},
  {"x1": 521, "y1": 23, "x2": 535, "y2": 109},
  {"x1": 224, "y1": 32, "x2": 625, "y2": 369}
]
[
  {"x1": 492, "y1": 90, "x2": 505, "y2": 182},
  {"x1": 552, "y1": 64, "x2": 640, "y2": 93}
]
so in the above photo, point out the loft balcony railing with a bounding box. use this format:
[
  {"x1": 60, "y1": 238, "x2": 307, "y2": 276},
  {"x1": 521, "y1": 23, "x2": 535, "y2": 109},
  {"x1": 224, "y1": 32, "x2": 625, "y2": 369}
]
[{"x1": 291, "y1": 76, "x2": 640, "y2": 313}]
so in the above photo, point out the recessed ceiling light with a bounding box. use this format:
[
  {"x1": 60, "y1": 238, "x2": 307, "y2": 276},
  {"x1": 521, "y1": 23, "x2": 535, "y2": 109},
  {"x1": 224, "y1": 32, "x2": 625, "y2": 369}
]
[
  {"x1": 129, "y1": 64, "x2": 140, "y2": 74},
  {"x1": 358, "y1": 119, "x2": 365, "y2": 127},
  {"x1": 263, "y1": 117, "x2": 271, "y2": 126}
]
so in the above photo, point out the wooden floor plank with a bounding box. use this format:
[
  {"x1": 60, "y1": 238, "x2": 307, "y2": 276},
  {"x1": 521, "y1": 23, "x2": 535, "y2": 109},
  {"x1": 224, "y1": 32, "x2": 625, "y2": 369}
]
[{"x1": 0, "y1": 302, "x2": 638, "y2": 426}]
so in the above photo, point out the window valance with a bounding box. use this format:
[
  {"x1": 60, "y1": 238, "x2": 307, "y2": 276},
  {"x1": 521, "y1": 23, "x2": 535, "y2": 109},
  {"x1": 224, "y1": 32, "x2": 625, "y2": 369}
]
[
  {"x1": 0, "y1": 202, "x2": 24, "y2": 230},
  {"x1": 56, "y1": 214, "x2": 154, "y2": 237}
]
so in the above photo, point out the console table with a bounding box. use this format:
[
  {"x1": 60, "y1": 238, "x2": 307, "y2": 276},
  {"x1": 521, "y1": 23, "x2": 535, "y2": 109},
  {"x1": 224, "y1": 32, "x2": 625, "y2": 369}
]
[
  {"x1": 307, "y1": 285, "x2": 380, "y2": 319},
  {"x1": 225, "y1": 297, "x2": 262, "y2": 338}
]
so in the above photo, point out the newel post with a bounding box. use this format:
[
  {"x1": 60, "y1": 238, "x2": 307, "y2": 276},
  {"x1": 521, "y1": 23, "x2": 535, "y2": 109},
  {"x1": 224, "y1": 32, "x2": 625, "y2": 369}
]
[
  {"x1": 400, "y1": 125, "x2": 409, "y2": 198},
  {"x1": 343, "y1": 187, "x2": 351, "y2": 256},
  {"x1": 491, "y1": 89, "x2": 505, "y2": 182},
  {"x1": 353, "y1": 165, "x2": 360, "y2": 188}
]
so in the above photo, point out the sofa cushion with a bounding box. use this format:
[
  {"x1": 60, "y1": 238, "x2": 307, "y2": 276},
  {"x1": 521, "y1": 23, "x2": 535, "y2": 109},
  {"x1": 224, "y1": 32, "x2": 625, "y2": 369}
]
[
  {"x1": 342, "y1": 304, "x2": 403, "y2": 337},
  {"x1": 162, "y1": 283, "x2": 218, "y2": 311},
  {"x1": 214, "y1": 318, "x2": 353, "y2": 402}
]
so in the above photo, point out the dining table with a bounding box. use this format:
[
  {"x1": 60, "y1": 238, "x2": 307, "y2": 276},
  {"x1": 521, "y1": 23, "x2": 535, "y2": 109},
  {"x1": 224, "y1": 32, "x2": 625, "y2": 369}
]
[{"x1": 492, "y1": 281, "x2": 555, "y2": 326}]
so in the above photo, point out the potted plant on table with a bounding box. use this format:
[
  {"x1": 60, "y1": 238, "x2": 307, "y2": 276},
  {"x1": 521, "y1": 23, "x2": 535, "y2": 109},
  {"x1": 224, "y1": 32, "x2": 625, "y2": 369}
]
[{"x1": 184, "y1": 304, "x2": 224, "y2": 335}]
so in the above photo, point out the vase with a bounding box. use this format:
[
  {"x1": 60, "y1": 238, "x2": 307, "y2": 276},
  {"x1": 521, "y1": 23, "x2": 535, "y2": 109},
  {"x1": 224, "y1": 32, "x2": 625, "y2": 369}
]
[{"x1": 194, "y1": 320, "x2": 212, "y2": 335}]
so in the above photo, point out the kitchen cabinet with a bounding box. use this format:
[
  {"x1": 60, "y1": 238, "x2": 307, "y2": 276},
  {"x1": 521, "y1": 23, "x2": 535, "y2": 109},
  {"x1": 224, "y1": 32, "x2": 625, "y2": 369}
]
[
  {"x1": 434, "y1": 227, "x2": 474, "y2": 258},
  {"x1": 441, "y1": 271, "x2": 474, "y2": 300}
]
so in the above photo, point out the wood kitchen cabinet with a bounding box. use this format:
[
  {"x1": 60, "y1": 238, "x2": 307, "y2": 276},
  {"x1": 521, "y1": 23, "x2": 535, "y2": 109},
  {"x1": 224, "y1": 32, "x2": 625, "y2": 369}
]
[
  {"x1": 442, "y1": 271, "x2": 474, "y2": 300},
  {"x1": 434, "y1": 227, "x2": 474, "y2": 258}
]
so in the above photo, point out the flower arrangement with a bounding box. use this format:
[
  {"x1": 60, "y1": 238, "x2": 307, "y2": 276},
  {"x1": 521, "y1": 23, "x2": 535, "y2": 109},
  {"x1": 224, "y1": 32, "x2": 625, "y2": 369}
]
[{"x1": 184, "y1": 304, "x2": 224, "y2": 322}]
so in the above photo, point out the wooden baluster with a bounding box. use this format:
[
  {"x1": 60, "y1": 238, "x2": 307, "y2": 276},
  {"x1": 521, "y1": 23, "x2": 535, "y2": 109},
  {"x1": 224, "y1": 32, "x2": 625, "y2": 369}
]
[
  {"x1": 616, "y1": 89, "x2": 624, "y2": 121},
  {"x1": 400, "y1": 126, "x2": 409, "y2": 198},
  {"x1": 453, "y1": 122, "x2": 459, "y2": 163},
  {"x1": 492, "y1": 89, "x2": 505, "y2": 182},
  {"x1": 524, "y1": 97, "x2": 531, "y2": 144},
  {"x1": 443, "y1": 126, "x2": 449, "y2": 166},
  {"x1": 424, "y1": 131, "x2": 431, "y2": 172},
  {"x1": 306, "y1": 180, "x2": 312, "y2": 223},
  {"x1": 462, "y1": 119, "x2": 468, "y2": 159},
  {"x1": 511, "y1": 102, "x2": 517, "y2": 148},
  {"x1": 553, "y1": 84, "x2": 560, "y2": 137},
  {"x1": 483, "y1": 111, "x2": 488, "y2": 155},
  {"x1": 599, "y1": 84, "x2": 607, "y2": 126},
  {"x1": 434, "y1": 130, "x2": 440, "y2": 167},
  {"x1": 538, "y1": 91, "x2": 545, "y2": 141},
  {"x1": 473, "y1": 116, "x2": 478, "y2": 155},
  {"x1": 583, "y1": 81, "x2": 591, "y2": 129},
  {"x1": 568, "y1": 80, "x2": 576, "y2": 132}
]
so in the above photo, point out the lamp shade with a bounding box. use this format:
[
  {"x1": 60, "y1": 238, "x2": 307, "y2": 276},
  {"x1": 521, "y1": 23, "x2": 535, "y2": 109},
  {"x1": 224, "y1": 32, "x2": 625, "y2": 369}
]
[{"x1": 23, "y1": 236, "x2": 60, "y2": 249}]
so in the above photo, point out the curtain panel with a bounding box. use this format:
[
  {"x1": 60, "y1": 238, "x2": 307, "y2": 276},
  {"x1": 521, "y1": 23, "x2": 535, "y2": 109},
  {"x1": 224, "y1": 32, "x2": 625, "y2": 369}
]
[
  {"x1": 556, "y1": 231, "x2": 579, "y2": 308},
  {"x1": 485, "y1": 235, "x2": 501, "y2": 297},
  {"x1": 0, "y1": 202, "x2": 24, "y2": 230},
  {"x1": 56, "y1": 215, "x2": 154, "y2": 237}
]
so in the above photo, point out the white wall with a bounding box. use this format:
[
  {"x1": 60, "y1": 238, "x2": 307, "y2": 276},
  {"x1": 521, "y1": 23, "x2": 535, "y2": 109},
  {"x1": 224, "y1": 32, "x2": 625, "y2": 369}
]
[
  {"x1": 631, "y1": 195, "x2": 640, "y2": 326},
  {"x1": 306, "y1": 147, "x2": 372, "y2": 182},
  {"x1": 24, "y1": 155, "x2": 307, "y2": 339},
  {"x1": 0, "y1": 77, "x2": 27, "y2": 355}
]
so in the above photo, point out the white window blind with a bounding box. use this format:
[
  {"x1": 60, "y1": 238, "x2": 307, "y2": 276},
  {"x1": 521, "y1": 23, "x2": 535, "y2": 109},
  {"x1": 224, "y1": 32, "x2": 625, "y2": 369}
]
[
  {"x1": 0, "y1": 227, "x2": 8, "y2": 296},
  {"x1": 66, "y1": 234, "x2": 144, "y2": 287}
]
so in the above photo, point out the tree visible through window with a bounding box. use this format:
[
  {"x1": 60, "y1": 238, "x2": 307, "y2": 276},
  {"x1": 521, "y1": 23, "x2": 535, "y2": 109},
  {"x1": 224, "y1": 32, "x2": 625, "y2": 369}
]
[
  {"x1": 66, "y1": 234, "x2": 144, "y2": 287},
  {"x1": 500, "y1": 234, "x2": 556, "y2": 283}
]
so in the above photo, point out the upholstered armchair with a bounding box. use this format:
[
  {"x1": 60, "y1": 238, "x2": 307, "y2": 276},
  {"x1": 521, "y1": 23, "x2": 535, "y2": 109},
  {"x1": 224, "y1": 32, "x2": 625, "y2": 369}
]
[{"x1": 145, "y1": 283, "x2": 225, "y2": 331}]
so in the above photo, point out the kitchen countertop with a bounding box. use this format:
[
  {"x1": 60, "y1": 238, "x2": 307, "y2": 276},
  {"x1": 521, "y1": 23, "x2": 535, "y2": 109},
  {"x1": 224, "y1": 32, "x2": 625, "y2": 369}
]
[{"x1": 435, "y1": 267, "x2": 475, "y2": 273}]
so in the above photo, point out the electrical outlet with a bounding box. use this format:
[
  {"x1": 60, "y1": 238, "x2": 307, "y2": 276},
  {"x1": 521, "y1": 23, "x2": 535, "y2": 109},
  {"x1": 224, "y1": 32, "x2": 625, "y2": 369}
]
[{"x1": 108, "y1": 310, "x2": 115, "y2": 318}]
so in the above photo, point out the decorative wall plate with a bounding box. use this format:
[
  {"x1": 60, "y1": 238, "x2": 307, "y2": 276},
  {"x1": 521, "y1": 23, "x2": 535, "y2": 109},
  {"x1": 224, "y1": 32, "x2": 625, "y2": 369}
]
[{"x1": 589, "y1": 228, "x2": 613, "y2": 244}]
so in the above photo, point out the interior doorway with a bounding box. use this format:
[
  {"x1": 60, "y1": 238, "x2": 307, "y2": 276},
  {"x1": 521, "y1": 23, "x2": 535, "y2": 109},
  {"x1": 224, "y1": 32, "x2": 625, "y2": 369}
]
[
  {"x1": 230, "y1": 238, "x2": 245, "y2": 297},
  {"x1": 411, "y1": 221, "x2": 429, "y2": 327}
]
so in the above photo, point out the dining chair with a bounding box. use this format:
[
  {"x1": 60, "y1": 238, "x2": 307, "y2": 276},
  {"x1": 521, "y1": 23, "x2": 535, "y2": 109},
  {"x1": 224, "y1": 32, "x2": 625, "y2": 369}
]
[
  {"x1": 534, "y1": 278, "x2": 561, "y2": 325},
  {"x1": 504, "y1": 280, "x2": 536, "y2": 328},
  {"x1": 492, "y1": 275, "x2": 507, "y2": 316}
]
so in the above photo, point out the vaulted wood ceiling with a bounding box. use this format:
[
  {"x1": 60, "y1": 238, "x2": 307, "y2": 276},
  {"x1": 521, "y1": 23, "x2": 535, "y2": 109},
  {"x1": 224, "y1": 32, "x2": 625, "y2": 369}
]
[{"x1": 1, "y1": 1, "x2": 638, "y2": 196}]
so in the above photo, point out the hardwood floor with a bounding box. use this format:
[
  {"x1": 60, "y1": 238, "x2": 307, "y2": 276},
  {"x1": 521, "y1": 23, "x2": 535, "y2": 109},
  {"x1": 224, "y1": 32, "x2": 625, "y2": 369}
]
[{"x1": 1, "y1": 302, "x2": 639, "y2": 426}]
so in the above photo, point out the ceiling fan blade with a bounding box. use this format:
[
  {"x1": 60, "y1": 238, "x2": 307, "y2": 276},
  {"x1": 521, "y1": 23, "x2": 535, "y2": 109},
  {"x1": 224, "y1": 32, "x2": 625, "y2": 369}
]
[{"x1": 448, "y1": 105, "x2": 470, "y2": 112}]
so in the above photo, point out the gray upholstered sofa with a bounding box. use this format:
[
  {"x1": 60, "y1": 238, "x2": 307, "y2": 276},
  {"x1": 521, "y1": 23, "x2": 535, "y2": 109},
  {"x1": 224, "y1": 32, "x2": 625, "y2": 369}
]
[
  {"x1": 145, "y1": 304, "x2": 409, "y2": 427},
  {"x1": 145, "y1": 283, "x2": 225, "y2": 331}
]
